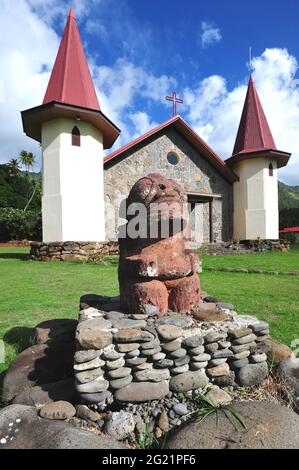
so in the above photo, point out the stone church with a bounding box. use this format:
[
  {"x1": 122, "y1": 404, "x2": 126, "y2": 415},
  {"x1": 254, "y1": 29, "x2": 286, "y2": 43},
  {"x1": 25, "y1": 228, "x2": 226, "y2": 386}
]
[{"x1": 21, "y1": 9, "x2": 291, "y2": 246}]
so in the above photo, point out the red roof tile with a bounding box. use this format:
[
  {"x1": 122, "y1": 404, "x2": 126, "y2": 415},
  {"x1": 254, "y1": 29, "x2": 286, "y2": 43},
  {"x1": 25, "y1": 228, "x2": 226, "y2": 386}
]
[
  {"x1": 279, "y1": 227, "x2": 299, "y2": 233},
  {"x1": 43, "y1": 8, "x2": 100, "y2": 111},
  {"x1": 232, "y1": 75, "x2": 276, "y2": 156}
]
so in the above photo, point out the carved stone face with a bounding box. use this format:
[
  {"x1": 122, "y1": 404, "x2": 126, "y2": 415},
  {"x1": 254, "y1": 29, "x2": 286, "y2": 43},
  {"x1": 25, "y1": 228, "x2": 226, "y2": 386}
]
[
  {"x1": 127, "y1": 173, "x2": 187, "y2": 206},
  {"x1": 126, "y1": 173, "x2": 189, "y2": 237}
]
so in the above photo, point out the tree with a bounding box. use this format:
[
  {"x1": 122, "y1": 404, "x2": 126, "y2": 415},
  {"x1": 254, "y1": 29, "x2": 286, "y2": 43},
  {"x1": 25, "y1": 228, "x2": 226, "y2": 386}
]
[
  {"x1": 19, "y1": 150, "x2": 38, "y2": 211},
  {"x1": 19, "y1": 150, "x2": 36, "y2": 174},
  {"x1": 7, "y1": 158, "x2": 20, "y2": 175}
]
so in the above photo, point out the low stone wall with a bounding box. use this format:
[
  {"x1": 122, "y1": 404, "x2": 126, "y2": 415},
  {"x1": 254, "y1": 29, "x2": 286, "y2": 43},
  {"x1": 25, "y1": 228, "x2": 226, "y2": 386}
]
[
  {"x1": 204, "y1": 240, "x2": 290, "y2": 255},
  {"x1": 30, "y1": 241, "x2": 119, "y2": 261},
  {"x1": 30, "y1": 239, "x2": 290, "y2": 261},
  {"x1": 74, "y1": 294, "x2": 269, "y2": 409}
]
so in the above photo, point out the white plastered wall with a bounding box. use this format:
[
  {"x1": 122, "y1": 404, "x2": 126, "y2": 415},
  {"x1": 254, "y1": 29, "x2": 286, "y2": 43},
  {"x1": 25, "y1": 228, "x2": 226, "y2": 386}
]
[
  {"x1": 41, "y1": 118, "x2": 105, "y2": 242},
  {"x1": 233, "y1": 158, "x2": 278, "y2": 240}
]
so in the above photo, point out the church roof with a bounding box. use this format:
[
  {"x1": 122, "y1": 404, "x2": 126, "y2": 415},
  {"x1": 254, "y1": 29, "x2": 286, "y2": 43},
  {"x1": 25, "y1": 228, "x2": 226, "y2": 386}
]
[
  {"x1": 104, "y1": 115, "x2": 238, "y2": 183},
  {"x1": 21, "y1": 9, "x2": 120, "y2": 149},
  {"x1": 232, "y1": 75, "x2": 276, "y2": 156},
  {"x1": 43, "y1": 8, "x2": 100, "y2": 111},
  {"x1": 226, "y1": 75, "x2": 291, "y2": 168}
]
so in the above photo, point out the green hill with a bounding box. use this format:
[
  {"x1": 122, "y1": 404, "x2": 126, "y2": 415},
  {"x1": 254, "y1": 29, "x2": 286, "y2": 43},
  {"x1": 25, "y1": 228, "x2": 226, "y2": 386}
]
[{"x1": 278, "y1": 181, "x2": 299, "y2": 210}]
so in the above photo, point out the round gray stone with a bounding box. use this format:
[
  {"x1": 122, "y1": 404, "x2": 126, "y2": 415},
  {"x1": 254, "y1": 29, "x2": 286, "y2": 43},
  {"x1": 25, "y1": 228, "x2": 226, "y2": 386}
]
[
  {"x1": 169, "y1": 348, "x2": 187, "y2": 358},
  {"x1": 190, "y1": 361, "x2": 208, "y2": 370},
  {"x1": 114, "y1": 381, "x2": 169, "y2": 402},
  {"x1": 157, "y1": 324, "x2": 183, "y2": 341},
  {"x1": 250, "y1": 353, "x2": 267, "y2": 363},
  {"x1": 173, "y1": 403, "x2": 188, "y2": 416},
  {"x1": 104, "y1": 411, "x2": 135, "y2": 440},
  {"x1": 170, "y1": 370, "x2": 209, "y2": 392},
  {"x1": 74, "y1": 349, "x2": 101, "y2": 364},
  {"x1": 109, "y1": 375, "x2": 133, "y2": 390},
  {"x1": 171, "y1": 365, "x2": 189, "y2": 374},
  {"x1": 161, "y1": 339, "x2": 182, "y2": 352},
  {"x1": 75, "y1": 367, "x2": 104, "y2": 384},
  {"x1": 107, "y1": 367, "x2": 132, "y2": 379},
  {"x1": 231, "y1": 358, "x2": 249, "y2": 369},
  {"x1": 189, "y1": 345, "x2": 205, "y2": 356},
  {"x1": 157, "y1": 316, "x2": 193, "y2": 328},
  {"x1": 237, "y1": 362, "x2": 269, "y2": 386},
  {"x1": 182, "y1": 334, "x2": 204, "y2": 348},
  {"x1": 155, "y1": 359, "x2": 174, "y2": 369},
  {"x1": 116, "y1": 343, "x2": 140, "y2": 353},
  {"x1": 105, "y1": 311, "x2": 125, "y2": 321},
  {"x1": 134, "y1": 368, "x2": 170, "y2": 382}
]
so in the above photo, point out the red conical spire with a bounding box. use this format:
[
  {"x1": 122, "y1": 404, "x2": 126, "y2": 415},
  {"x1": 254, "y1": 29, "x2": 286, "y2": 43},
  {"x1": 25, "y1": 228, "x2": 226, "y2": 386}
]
[
  {"x1": 43, "y1": 8, "x2": 100, "y2": 111},
  {"x1": 232, "y1": 74, "x2": 276, "y2": 156}
]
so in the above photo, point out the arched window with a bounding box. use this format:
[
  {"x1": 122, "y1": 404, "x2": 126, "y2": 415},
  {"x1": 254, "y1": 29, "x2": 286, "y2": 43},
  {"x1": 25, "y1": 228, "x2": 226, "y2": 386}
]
[
  {"x1": 269, "y1": 163, "x2": 273, "y2": 177},
  {"x1": 72, "y1": 126, "x2": 80, "y2": 146}
]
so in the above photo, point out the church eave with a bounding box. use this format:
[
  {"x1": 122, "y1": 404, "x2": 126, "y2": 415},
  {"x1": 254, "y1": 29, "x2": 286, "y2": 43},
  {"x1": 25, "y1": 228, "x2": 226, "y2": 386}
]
[
  {"x1": 21, "y1": 101, "x2": 120, "y2": 149},
  {"x1": 225, "y1": 148, "x2": 291, "y2": 169}
]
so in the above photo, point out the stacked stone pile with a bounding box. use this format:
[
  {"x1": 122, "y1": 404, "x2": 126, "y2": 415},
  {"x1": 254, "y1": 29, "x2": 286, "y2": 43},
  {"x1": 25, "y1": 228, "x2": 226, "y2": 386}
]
[
  {"x1": 74, "y1": 299, "x2": 270, "y2": 407},
  {"x1": 30, "y1": 241, "x2": 119, "y2": 261}
]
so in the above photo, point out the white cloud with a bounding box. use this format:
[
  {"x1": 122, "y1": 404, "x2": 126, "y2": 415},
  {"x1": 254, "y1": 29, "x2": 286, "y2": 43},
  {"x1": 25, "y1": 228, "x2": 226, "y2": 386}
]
[
  {"x1": 0, "y1": 1, "x2": 175, "y2": 167},
  {"x1": 200, "y1": 21, "x2": 222, "y2": 48},
  {"x1": 92, "y1": 58, "x2": 176, "y2": 148},
  {"x1": 0, "y1": 0, "x2": 60, "y2": 167},
  {"x1": 183, "y1": 48, "x2": 299, "y2": 185},
  {"x1": 128, "y1": 112, "x2": 158, "y2": 138},
  {"x1": 0, "y1": 2, "x2": 299, "y2": 187}
]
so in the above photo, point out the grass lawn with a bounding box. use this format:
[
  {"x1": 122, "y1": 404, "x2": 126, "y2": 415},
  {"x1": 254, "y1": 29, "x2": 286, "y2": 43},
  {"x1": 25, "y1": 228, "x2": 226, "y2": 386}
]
[
  {"x1": 0, "y1": 246, "x2": 298, "y2": 375},
  {"x1": 202, "y1": 245, "x2": 299, "y2": 272}
]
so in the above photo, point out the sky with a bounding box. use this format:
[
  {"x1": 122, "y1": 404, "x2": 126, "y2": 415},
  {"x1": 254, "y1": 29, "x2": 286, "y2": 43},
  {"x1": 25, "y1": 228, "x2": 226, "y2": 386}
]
[{"x1": 1, "y1": 0, "x2": 299, "y2": 185}]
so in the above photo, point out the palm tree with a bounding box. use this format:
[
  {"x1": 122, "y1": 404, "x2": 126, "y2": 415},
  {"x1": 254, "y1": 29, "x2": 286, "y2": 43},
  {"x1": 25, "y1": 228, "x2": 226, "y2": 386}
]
[
  {"x1": 19, "y1": 151, "x2": 38, "y2": 211},
  {"x1": 7, "y1": 158, "x2": 20, "y2": 175},
  {"x1": 19, "y1": 150, "x2": 36, "y2": 174}
]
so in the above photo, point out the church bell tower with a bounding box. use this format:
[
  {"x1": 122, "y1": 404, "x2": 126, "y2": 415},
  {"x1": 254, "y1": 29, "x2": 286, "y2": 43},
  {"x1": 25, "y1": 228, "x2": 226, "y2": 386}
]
[
  {"x1": 21, "y1": 8, "x2": 120, "y2": 242},
  {"x1": 226, "y1": 75, "x2": 291, "y2": 241}
]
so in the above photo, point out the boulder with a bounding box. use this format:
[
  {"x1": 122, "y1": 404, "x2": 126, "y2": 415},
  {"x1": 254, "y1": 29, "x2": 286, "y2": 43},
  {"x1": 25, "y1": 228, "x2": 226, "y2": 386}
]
[
  {"x1": 2, "y1": 343, "x2": 74, "y2": 402},
  {"x1": 12, "y1": 378, "x2": 77, "y2": 405},
  {"x1": 236, "y1": 362, "x2": 268, "y2": 387},
  {"x1": 276, "y1": 358, "x2": 299, "y2": 408},
  {"x1": 256, "y1": 337, "x2": 292, "y2": 364},
  {"x1": 0, "y1": 405, "x2": 125, "y2": 449},
  {"x1": 166, "y1": 401, "x2": 299, "y2": 449},
  {"x1": 33, "y1": 319, "x2": 77, "y2": 345}
]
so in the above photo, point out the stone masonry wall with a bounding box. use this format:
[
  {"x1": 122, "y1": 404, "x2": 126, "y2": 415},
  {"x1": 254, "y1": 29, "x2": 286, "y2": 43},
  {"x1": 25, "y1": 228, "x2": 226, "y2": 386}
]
[
  {"x1": 104, "y1": 128, "x2": 233, "y2": 242},
  {"x1": 74, "y1": 295, "x2": 269, "y2": 407},
  {"x1": 30, "y1": 241, "x2": 119, "y2": 261}
]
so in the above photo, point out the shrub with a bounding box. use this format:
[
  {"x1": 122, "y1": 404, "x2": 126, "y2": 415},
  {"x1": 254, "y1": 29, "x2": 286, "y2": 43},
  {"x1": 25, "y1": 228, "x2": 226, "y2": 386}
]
[{"x1": 0, "y1": 207, "x2": 42, "y2": 241}]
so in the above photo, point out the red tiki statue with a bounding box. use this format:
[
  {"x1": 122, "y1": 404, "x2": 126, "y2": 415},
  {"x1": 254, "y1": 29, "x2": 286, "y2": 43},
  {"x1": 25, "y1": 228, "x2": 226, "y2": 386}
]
[{"x1": 118, "y1": 173, "x2": 201, "y2": 316}]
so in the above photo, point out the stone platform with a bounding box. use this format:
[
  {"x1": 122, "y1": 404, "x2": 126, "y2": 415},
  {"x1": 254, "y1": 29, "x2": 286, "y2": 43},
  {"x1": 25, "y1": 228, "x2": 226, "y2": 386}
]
[{"x1": 74, "y1": 294, "x2": 269, "y2": 408}]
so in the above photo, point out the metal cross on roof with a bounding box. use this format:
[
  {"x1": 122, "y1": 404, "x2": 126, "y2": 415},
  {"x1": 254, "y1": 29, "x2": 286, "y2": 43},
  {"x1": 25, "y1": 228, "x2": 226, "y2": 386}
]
[{"x1": 165, "y1": 91, "x2": 183, "y2": 117}]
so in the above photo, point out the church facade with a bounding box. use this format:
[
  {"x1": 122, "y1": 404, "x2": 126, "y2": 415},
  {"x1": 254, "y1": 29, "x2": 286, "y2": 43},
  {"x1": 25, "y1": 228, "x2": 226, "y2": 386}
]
[
  {"x1": 21, "y1": 9, "x2": 291, "y2": 246},
  {"x1": 104, "y1": 117, "x2": 235, "y2": 243}
]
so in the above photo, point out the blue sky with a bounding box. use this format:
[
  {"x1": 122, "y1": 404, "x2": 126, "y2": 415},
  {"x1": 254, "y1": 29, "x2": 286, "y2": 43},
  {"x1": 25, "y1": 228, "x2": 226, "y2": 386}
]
[{"x1": 1, "y1": 0, "x2": 299, "y2": 184}]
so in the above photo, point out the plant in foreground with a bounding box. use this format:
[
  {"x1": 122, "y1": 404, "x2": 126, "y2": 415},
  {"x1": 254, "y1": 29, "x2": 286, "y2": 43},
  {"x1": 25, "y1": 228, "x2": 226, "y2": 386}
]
[
  {"x1": 189, "y1": 393, "x2": 247, "y2": 432},
  {"x1": 138, "y1": 401, "x2": 167, "y2": 449}
]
